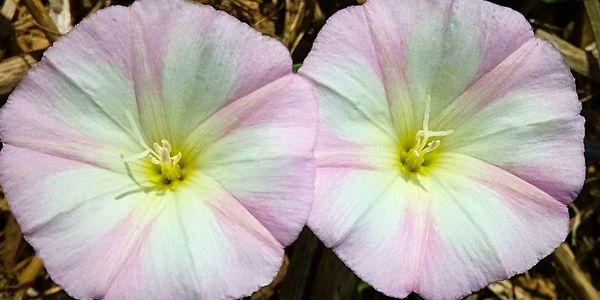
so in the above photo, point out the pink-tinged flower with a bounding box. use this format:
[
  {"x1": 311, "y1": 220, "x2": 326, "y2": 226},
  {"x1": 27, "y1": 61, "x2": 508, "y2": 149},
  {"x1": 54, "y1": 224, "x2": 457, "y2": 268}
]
[
  {"x1": 0, "y1": 0, "x2": 316, "y2": 299},
  {"x1": 299, "y1": 0, "x2": 584, "y2": 299}
]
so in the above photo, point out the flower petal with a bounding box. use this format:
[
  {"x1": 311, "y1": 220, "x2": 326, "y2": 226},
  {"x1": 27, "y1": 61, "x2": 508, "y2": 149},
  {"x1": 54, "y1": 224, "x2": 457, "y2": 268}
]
[
  {"x1": 299, "y1": 4, "x2": 396, "y2": 139},
  {"x1": 0, "y1": 6, "x2": 140, "y2": 171},
  {"x1": 300, "y1": 0, "x2": 533, "y2": 139},
  {"x1": 438, "y1": 38, "x2": 584, "y2": 204},
  {"x1": 0, "y1": 145, "x2": 155, "y2": 299},
  {"x1": 416, "y1": 153, "x2": 568, "y2": 299},
  {"x1": 185, "y1": 74, "x2": 317, "y2": 246},
  {"x1": 1, "y1": 145, "x2": 285, "y2": 300},
  {"x1": 311, "y1": 153, "x2": 568, "y2": 299},
  {"x1": 397, "y1": 0, "x2": 533, "y2": 118},
  {"x1": 128, "y1": 0, "x2": 292, "y2": 143},
  {"x1": 104, "y1": 175, "x2": 283, "y2": 299},
  {"x1": 308, "y1": 168, "x2": 401, "y2": 248},
  {"x1": 314, "y1": 169, "x2": 423, "y2": 299},
  {"x1": 3, "y1": 0, "x2": 294, "y2": 163},
  {"x1": 297, "y1": 5, "x2": 399, "y2": 171}
]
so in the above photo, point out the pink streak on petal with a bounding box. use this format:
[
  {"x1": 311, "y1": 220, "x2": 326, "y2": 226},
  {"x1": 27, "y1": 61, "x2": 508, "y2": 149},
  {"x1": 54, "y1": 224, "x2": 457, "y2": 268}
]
[
  {"x1": 0, "y1": 5, "x2": 142, "y2": 172},
  {"x1": 63, "y1": 212, "x2": 156, "y2": 299},
  {"x1": 157, "y1": 0, "x2": 292, "y2": 144},
  {"x1": 128, "y1": 0, "x2": 172, "y2": 140},
  {"x1": 415, "y1": 154, "x2": 569, "y2": 299},
  {"x1": 503, "y1": 163, "x2": 583, "y2": 205},
  {"x1": 0, "y1": 145, "x2": 154, "y2": 299},
  {"x1": 316, "y1": 129, "x2": 393, "y2": 170},
  {"x1": 186, "y1": 74, "x2": 316, "y2": 246},
  {"x1": 104, "y1": 176, "x2": 284, "y2": 300},
  {"x1": 435, "y1": 38, "x2": 579, "y2": 129},
  {"x1": 453, "y1": 0, "x2": 534, "y2": 80},
  {"x1": 331, "y1": 178, "x2": 431, "y2": 298}
]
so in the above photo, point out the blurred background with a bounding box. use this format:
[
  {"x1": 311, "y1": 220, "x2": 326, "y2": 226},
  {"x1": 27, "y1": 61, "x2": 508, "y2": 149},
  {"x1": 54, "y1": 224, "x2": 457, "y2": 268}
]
[{"x1": 0, "y1": 0, "x2": 599, "y2": 299}]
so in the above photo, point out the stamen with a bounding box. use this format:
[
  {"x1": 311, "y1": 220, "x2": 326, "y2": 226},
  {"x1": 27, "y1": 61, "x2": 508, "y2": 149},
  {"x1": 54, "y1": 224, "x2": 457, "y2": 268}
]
[
  {"x1": 147, "y1": 139, "x2": 183, "y2": 181},
  {"x1": 125, "y1": 110, "x2": 155, "y2": 156},
  {"x1": 401, "y1": 95, "x2": 454, "y2": 171},
  {"x1": 123, "y1": 110, "x2": 183, "y2": 182},
  {"x1": 121, "y1": 150, "x2": 151, "y2": 162},
  {"x1": 422, "y1": 95, "x2": 431, "y2": 132}
]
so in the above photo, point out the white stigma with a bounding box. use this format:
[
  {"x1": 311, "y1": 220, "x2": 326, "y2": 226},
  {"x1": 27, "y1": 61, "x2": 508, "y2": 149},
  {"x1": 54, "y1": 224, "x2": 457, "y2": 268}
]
[{"x1": 402, "y1": 96, "x2": 453, "y2": 171}]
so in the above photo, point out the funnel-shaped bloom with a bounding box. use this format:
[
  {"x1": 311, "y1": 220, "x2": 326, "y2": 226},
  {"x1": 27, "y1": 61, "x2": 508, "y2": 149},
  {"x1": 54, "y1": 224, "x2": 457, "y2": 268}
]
[
  {"x1": 0, "y1": 0, "x2": 316, "y2": 299},
  {"x1": 300, "y1": 0, "x2": 584, "y2": 299}
]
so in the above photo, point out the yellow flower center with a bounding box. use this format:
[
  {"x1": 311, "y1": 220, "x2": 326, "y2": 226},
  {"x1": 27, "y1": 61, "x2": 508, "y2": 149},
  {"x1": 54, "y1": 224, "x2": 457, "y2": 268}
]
[
  {"x1": 124, "y1": 111, "x2": 184, "y2": 186},
  {"x1": 399, "y1": 96, "x2": 453, "y2": 173}
]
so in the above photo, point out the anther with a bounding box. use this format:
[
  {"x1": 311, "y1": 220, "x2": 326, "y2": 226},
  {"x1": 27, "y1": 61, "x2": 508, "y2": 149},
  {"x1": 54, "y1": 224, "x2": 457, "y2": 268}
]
[
  {"x1": 123, "y1": 110, "x2": 183, "y2": 182},
  {"x1": 148, "y1": 139, "x2": 183, "y2": 181}
]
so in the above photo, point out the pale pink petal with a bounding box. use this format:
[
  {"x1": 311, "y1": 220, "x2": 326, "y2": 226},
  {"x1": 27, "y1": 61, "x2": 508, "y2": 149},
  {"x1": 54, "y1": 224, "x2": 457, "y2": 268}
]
[
  {"x1": 308, "y1": 168, "x2": 401, "y2": 248},
  {"x1": 298, "y1": 6, "x2": 399, "y2": 171},
  {"x1": 185, "y1": 75, "x2": 317, "y2": 246},
  {"x1": 1, "y1": 0, "x2": 293, "y2": 164},
  {"x1": 0, "y1": 6, "x2": 140, "y2": 171},
  {"x1": 0, "y1": 145, "x2": 154, "y2": 299},
  {"x1": 1, "y1": 144, "x2": 285, "y2": 299},
  {"x1": 300, "y1": 0, "x2": 533, "y2": 139},
  {"x1": 416, "y1": 154, "x2": 569, "y2": 299},
  {"x1": 104, "y1": 175, "x2": 283, "y2": 300},
  {"x1": 128, "y1": 0, "x2": 292, "y2": 143},
  {"x1": 438, "y1": 38, "x2": 584, "y2": 204},
  {"x1": 393, "y1": 0, "x2": 533, "y2": 117},
  {"x1": 299, "y1": 5, "x2": 398, "y2": 146},
  {"x1": 314, "y1": 154, "x2": 568, "y2": 299},
  {"x1": 328, "y1": 173, "x2": 427, "y2": 299}
]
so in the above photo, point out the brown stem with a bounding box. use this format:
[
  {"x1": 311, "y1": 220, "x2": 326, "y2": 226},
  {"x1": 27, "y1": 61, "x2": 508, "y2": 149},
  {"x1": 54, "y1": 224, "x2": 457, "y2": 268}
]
[
  {"x1": 22, "y1": 0, "x2": 60, "y2": 42},
  {"x1": 552, "y1": 243, "x2": 600, "y2": 300}
]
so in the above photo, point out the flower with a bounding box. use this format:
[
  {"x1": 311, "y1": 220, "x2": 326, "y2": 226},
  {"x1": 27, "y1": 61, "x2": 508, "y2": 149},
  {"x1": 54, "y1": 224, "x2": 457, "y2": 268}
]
[
  {"x1": 0, "y1": 0, "x2": 316, "y2": 299},
  {"x1": 299, "y1": 0, "x2": 584, "y2": 299}
]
